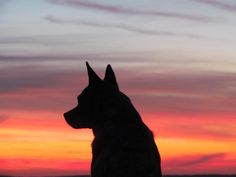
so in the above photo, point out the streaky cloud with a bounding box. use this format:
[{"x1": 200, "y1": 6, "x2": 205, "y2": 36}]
[
  {"x1": 0, "y1": 54, "x2": 88, "y2": 62},
  {"x1": 0, "y1": 65, "x2": 83, "y2": 93},
  {"x1": 0, "y1": 35, "x2": 79, "y2": 45},
  {"x1": 0, "y1": 54, "x2": 155, "y2": 63},
  {"x1": 48, "y1": 0, "x2": 222, "y2": 23},
  {"x1": 194, "y1": 0, "x2": 236, "y2": 13},
  {"x1": 1, "y1": 64, "x2": 236, "y2": 116},
  {"x1": 125, "y1": 71, "x2": 236, "y2": 115},
  {"x1": 182, "y1": 153, "x2": 226, "y2": 166},
  {"x1": 0, "y1": 55, "x2": 64, "y2": 62},
  {"x1": 164, "y1": 153, "x2": 226, "y2": 167},
  {"x1": 44, "y1": 15, "x2": 204, "y2": 39}
]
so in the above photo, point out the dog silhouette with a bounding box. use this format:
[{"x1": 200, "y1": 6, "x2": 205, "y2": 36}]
[{"x1": 64, "y1": 62, "x2": 162, "y2": 177}]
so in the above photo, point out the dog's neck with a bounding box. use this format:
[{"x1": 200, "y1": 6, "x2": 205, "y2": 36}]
[{"x1": 91, "y1": 104, "x2": 142, "y2": 137}]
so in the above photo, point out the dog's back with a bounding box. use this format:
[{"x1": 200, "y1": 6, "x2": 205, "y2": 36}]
[{"x1": 64, "y1": 63, "x2": 162, "y2": 177}]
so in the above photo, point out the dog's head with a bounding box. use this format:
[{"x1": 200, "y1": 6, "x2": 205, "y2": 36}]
[{"x1": 64, "y1": 62, "x2": 122, "y2": 129}]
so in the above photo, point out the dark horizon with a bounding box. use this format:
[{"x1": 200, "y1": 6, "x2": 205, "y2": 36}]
[{"x1": 1, "y1": 174, "x2": 236, "y2": 177}]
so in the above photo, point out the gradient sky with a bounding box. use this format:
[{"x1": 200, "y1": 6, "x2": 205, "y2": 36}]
[{"x1": 1, "y1": 0, "x2": 236, "y2": 176}]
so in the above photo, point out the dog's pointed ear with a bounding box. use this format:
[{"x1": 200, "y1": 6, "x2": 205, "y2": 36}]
[
  {"x1": 86, "y1": 62, "x2": 101, "y2": 85},
  {"x1": 104, "y1": 64, "x2": 119, "y2": 90}
]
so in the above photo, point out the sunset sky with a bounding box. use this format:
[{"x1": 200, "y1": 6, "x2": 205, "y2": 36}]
[{"x1": 1, "y1": 0, "x2": 236, "y2": 176}]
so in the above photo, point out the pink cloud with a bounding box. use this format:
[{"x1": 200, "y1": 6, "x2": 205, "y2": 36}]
[
  {"x1": 162, "y1": 153, "x2": 236, "y2": 174},
  {"x1": 49, "y1": 0, "x2": 222, "y2": 23},
  {"x1": 195, "y1": 0, "x2": 236, "y2": 13},
  {"x1": 44, "y1": 15, "x2": 203, "y2": 39}
]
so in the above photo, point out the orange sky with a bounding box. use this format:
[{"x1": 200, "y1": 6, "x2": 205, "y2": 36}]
[{"x1": 1, "y1": 108, "x2": 236, "y2": 176}]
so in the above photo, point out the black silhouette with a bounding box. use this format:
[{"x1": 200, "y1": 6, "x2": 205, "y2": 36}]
[{"x1": 64, "y1": 62, "x2": 162, "y2": 177}]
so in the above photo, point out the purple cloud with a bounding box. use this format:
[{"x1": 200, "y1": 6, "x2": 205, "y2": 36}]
[
  {"x1": 164, "y1": 153, "x2": 236, "y2": 174},
  {"x1": 49, "y1": 0, "x2": 222, "y2": 23},
  {"x1": 0, "y1": 64, "x2": 83, "y2": 93},
  {"x1": 1, "y1": 63, "x2": 236, "y2": 116},
  {"x1": 0, "y1": 55, "x2": 62, "y2": 61},
  {"x1": 122, "y1": 71, "x2": 236, "y2": 115},
  {"x1": 166, "y1": 153, "x2": 226, "y2": 167},
  {"x1": 44, "y1": 15, "x2": 203, "y2": 39},
  {"x1": 194, "y1": 0, "x2": 236, "y2": 13},
  {"x1": 0, "y1": 65, "x2": 85, "y2": 111},
  {"x1": 182, "y1": 153, "x2": 226, "y2": 166},
  {"x1": 0, "y1": 34, "x2": 79, "y2": 45}
]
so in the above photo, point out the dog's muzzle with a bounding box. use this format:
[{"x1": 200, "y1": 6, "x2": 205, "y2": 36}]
[{"x1": 64, "y1": 109, "x2": 80, "y2": 129}]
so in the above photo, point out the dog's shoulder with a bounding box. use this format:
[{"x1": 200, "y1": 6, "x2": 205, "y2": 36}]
[{"x1": 92, "y1": 112, "x2": 156, "y2": 153}]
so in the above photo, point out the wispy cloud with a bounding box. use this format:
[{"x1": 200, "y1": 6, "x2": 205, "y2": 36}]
[
  {"x1": 1, "y1": 63, "x2": 236, "y2": 116},
  {"x1": 194, "y1": 0, "x2": 236, "y2": 13},
  {"x1": 0, "y1": 65, "x2": 82, "y2": 93},
  {"x1": 164, "y1": 153, "x2": 227, "y2": 173},
  {"x1": 0, "y1": 55, "x2": 62, "y2": 62},
  {"x1": 122, "y1": 71, "x2": 236, "y2": 115},
  {"x1": 180, "y1": 153, "x2": 226, "y2": 166},
  {"x1": 48, "y1": 0, "x2": 222, "y2": 23},
  {"x1": 44, "y1": 15, "x2": 203, "y2": 39},
  {"x1": 0, "y1": 35, "x2": 78, "y2": 45},
  {"x1": 0, "y1": 65, "x2": 83, "y2": 111}
]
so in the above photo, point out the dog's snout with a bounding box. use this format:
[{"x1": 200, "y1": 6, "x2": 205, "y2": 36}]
[
  {"x1": 63, "y1": 108, "x2": 81, "y2": 129},
  {"x1": 64, "y1": 111, "x2": 73, "y2": 124},
  {"x1": 63, "y1": 111, "x2": 70, "y2": 119},
  {"x1": 64, "y1": 110, "x2": 74, "y2": 123}
]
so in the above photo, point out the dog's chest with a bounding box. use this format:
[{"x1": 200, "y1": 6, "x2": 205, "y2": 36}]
[
  {"x1": 91, "y1": 135, "x2": 114, "y2": 176},
  {"x1": 91, "y1": 130, "x2": 117, "y2": 159}
]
